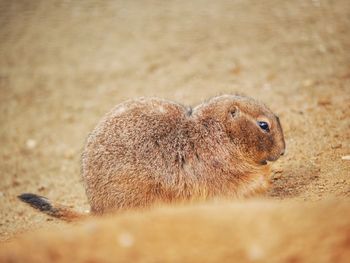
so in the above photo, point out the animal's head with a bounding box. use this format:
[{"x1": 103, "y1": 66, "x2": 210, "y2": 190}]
[{"x1": 195, "y1": 95, "x2": 285, "y2": 166}]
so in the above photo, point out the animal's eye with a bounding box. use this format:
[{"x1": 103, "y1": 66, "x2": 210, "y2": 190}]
[{"x1": 258, "y1": 121, "x2": 270, "y2": 132}]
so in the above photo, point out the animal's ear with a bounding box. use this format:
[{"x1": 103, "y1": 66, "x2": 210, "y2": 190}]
[{"x1": 230, "y1": 105, "x2": 239, "y2": 118}]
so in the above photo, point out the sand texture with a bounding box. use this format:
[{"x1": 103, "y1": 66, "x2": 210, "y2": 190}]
[{"x1": 0, "y1": 0, "x2": 349, "y2": 261}]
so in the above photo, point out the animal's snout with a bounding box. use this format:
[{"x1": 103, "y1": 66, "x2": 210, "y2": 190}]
[{"x1": 266, "y1": 147, "x2": 286, "y2": 163}]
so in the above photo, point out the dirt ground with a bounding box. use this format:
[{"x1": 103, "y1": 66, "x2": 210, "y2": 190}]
[{"x1": 0, "y1": 0, "x2": 349, "y2": 242}]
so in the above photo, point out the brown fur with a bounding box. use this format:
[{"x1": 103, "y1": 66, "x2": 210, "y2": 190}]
[
  {"x1": 82, "y1": 95, "x2": 285, "y2": 214},
  {"x1": 20, "y1": 95, "x2": 285, "y2": 218},
  {"x1": 1, "y1": 200, "x2": 349, "y2": 263}
]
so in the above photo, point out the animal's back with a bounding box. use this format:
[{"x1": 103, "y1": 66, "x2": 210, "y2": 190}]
[{"x1": 82, "y1": 98, "x2": 192, "y2": 213}]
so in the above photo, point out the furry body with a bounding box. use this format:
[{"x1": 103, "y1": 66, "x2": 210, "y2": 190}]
[
  {"x1": 82, "y1": 95, "x2": 285, "y2": 213},
  {"x1": 19, "y1": 95, "x2": 285, "y2": 217}
]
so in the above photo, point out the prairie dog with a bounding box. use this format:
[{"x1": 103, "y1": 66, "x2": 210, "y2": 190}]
[{"x1": 19, "y1": 95, "x2": 285, "y2": 220}]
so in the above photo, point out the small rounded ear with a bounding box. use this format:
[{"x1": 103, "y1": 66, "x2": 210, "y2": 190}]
[{"x1": 230, "y1": 106, "x2": 239, "y2": 118}]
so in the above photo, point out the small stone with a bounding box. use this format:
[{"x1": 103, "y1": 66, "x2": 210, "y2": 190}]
[
  {"x1": 25, "y1": 139, "x2": 37, "y2": 149},
  {"x1": 341, "y1": 155, "x2": 350, "y2": 161},
  {"x1": 0, "y1": 192, "x2": 4, "y2": 198},
  {"x1": 331, "y1": 144, "x2": 342, "y2": 149}
]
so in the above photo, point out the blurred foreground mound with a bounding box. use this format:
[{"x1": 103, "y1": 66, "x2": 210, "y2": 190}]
[{"x1": 1, "y1": 200, "x2": 349, "y2": 263}]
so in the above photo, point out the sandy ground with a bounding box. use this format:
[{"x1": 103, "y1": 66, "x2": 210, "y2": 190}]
[{"x1": 0, "y1": 0, "x2": 349, "y2": 242}]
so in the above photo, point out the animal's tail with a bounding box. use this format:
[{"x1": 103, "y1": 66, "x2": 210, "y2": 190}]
[{"x1": 18, "y1": 193, "x2": 88, "y2": 222}]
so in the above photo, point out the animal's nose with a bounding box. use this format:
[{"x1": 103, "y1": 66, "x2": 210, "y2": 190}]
[{"x1": 280, "y1": 149, "x2": 285, "y2": 156}]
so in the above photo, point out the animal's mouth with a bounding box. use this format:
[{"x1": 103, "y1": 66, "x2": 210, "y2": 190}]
[
  {"x1": 260, "y1": 156, "x2": 278, "y2": 165},
  {"x1": 260, "y1": 153, "x2": 284, "y2": 165}
]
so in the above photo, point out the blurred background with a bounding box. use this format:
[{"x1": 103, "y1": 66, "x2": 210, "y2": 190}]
[{"x1": 0, "y1": 0, "x2": 349, "y2": 241}]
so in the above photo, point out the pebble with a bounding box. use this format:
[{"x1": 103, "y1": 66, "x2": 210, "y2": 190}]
[
  {"x1": 331, "y1": 144, "x2": 342, "y2": 149},
  {"x1": 341, "y1": 155, "x2": 350, "y2": 161},
  {"x1": 25, "y1": 139, "x2": 37, "y2": 149}
]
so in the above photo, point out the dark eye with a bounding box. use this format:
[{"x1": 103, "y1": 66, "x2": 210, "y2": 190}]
[{"x1": 258, "y1": 121, "x2": 270, "y2": 132}]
